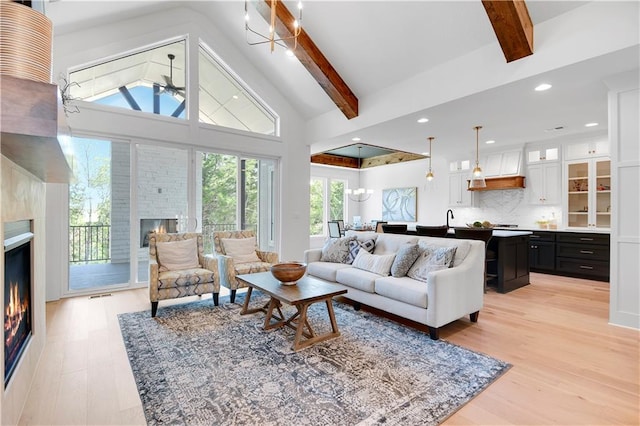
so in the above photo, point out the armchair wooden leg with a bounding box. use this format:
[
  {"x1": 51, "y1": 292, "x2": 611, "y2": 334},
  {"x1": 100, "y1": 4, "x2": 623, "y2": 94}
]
[
  {"x1": 151, "y1": 302, "x2": 158, "y2": 317},
  {"x1": 230, "y1": 290, "x2": 237, "y2": 304},
  {"x1": 470, "y1": 311, "x2": 479, "y2": 322},
  {"x1": 213, "y1": 292, "x2": 219, "y2": 306}
]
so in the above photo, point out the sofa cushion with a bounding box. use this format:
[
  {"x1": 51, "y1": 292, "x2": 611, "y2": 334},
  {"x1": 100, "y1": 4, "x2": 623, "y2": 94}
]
[
  {"x1": 221, "y1": 237, "x2": 261, "y2": 264},
  {"x1": 390, "y1": 243, "x2": 421, "y2": 277},
  {"x1": 407, "y1": 245, "x2": 457, "y2": 283},
  {"x1": 373, "y1": 233, "x2": 419, "y2": 255},
  {"x1": 335, "y1": 267, "x2": 378, "y2": 293},
  {"x1": 417, "y1": 237, "x2": 471, "y2": 267},
  {"x1": 320, "y1": 236, "x2": 355, "y2": 263},
  {"x1": 156, "y1": 238, "x2": 200, "y2": 272},
  {"x1": 374, "y1": 276, "x2": 428, "y2": 308},
  {"x1": 352, "y1": 250, "x2": 396, "y2": 276},
  {"x1": 307, "y1": 261, "x2": 351, "y2": 282},
  {"x1": 344, "y1": 230, "x2": 378, "y2": 242},
  {"x1": 346, "y1": 238, "x2": 376, "y2": 264}
]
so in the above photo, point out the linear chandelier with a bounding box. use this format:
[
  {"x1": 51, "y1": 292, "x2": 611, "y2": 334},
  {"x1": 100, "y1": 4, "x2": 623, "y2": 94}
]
[
  {"x1": 244, "y1": 0, "x2": 303, "y2": 55},
  {"x1": 469, "y1": 125, "x2": 487, "y2": 189},
  {"x1": 426, "y1": 136, "x2": 435, "y2": 181},
  {"x1": 346, "y1": 145, "x2": 373, "y2": 202}
]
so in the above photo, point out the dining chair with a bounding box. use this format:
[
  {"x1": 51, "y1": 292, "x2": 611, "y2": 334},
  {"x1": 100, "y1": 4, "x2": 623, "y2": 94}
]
[{"x1": 328, "y1": 221, "x2": 342, "y2": 238}]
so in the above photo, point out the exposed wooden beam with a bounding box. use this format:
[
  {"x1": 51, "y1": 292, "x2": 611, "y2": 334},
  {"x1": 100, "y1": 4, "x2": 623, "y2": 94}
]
[
  {"x1": 256, "y1": 0, "x2": 359, "y2": 119},
  {"x1": 311, "y1": 153, "x2": 359, "y2": 168},
  {"x1": 361, "y1": 152, "x2": 426, "y2": 169},
  {"x1": 482, "y1": 0, "x2": 533, "y2": 63}
]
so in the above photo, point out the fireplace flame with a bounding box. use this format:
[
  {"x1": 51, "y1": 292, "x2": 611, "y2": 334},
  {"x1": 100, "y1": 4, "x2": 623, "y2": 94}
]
[{"x1": 4, "y1": 280, "x2": 28, "y2": 350}]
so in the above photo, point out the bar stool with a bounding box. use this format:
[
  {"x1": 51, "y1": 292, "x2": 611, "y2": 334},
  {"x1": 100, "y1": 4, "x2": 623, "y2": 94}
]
[
  {"x1": 382, "y1": 224, "x2": 408, "y2": 234},
  {"x1": 454, "y1": 228, "x2": 496, "y2": 292},
  {"x1": 415, "y1": 225, "x2": 449, "y2": 237}
]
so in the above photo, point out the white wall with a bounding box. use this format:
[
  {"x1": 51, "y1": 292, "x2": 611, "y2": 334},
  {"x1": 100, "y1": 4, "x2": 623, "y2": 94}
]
[{"x1": 606, "y1": 70, "x2": 640, "y2": 330}]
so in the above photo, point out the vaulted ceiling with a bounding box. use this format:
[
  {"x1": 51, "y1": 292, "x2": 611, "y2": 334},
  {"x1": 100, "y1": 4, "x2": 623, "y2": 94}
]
[{"x1": 47, "y1": 1, "x2": 639, "y2": 161}]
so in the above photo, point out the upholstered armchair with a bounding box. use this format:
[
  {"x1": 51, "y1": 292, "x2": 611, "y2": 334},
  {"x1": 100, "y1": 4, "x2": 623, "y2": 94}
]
[
  {"x1": 213, "y1": 230, "x2": 278, "y2": 303},
  {"x1": 149, "y1": 232, "x2": 220, "y2": 317}
]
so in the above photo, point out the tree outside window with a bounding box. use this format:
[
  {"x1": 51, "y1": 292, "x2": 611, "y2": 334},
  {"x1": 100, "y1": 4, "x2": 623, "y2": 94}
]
[{"x1": 309, "y1": 177, "x2": 346, "y2": 236}]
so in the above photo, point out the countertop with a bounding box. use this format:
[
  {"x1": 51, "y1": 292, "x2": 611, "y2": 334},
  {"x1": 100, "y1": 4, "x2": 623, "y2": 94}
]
[{"x1": 447, "y1": 228, "x2": 532, "y2": 237}]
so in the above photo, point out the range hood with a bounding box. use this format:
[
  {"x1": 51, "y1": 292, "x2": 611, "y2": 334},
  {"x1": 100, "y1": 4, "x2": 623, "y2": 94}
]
[{"x1": 467, "y1": 176, "x2": 526, "y2": 191}]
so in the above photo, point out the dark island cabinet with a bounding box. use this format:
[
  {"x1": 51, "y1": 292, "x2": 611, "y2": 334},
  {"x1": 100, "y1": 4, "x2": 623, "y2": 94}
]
[
  {"x1": 528, "y1": 231, "x2": 610, "y2": 281},
  {"x1": 555, "y1": 233, "x2": 610, "y2": 281},
  {"x1": 529, "y1": 231, "x2": 556, "y2": 271}
]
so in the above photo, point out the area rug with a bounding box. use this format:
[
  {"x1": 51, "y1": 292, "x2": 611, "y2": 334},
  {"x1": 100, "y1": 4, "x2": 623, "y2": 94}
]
[{"x1": 118, "y1": 294, "x2": 510, "y2": 425}]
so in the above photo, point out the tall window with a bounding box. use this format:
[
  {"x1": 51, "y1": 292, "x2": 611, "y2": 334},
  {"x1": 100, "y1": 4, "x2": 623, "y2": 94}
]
[{"x1": 309, "y1": 178, "x2": 346, "y2": 236}]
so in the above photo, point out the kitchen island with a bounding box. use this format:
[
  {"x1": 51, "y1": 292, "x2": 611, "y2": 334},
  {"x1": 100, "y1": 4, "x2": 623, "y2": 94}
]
[
  {"x1": 442, "y1": 228, "x2": 532, "y2": 293},
  {"x1": 486, "y1": 230, "x2": 532, "y2": 293}
]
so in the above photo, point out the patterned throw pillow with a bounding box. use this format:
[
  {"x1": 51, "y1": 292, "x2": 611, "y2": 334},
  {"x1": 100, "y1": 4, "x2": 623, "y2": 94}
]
[
  {"x1": 320, "y1": 236, "x2": 355, "y2": 263},
  {"x1": 352, "y1": 250, "x2": 396, "y2": 276},
  {"x1": 407, "y1": 245, "x2": 457, "y2": 283},
  {"x1": 390, "y1": 243, "x2": 421, "y2": 277},
  {"x1": 346, "y1": 239, "x2": 376, "y2": 264}
]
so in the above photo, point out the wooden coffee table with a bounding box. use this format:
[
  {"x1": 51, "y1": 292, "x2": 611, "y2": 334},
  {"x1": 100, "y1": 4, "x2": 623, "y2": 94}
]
[{"x1": 237, "y1": 272, "x2": 347, "y2": 351}]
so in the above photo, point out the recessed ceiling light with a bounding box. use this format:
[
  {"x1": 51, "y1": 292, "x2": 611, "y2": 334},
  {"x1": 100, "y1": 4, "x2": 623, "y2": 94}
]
[
  {"x1": 585, "y1": 122, "x2": 599, "y2": 127},
  {"x1": 421, "y1": 152, "x2": 430, "y2": 156},
  {"x1": 485, "y1": 140, "x2": 495, "y2": 144},
  {"x1": 232, "y1": 95, "x2": 239, "y2": 99},
  {"x1": 417, "y1": 118, "x2": 429, "y2": 124},
  {"x1": 352, "y1": 137, "x2": 361, "y2": 141},
  {"x1": 535, "y1": 83, "x2": 552, "y2": 91}
]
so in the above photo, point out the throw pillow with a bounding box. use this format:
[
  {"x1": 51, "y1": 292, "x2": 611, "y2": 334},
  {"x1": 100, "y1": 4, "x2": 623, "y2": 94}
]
[
  {"x1": 221, "y1": 237, "x2": 261, "y2": 264},
  {"x1": 390, "y1": 243, "x2": 421, "y2": 277},
  {"x1": 352, "y1": 250, "x2": 396, "y2": 276},
  {"x1": 320, "y1": 236, "x2": 355, "y2": 263},
  {"x1": 156, "y1": 238, "x2": 200, "y2": 272},
  {"x1": 346, "y1": 239, "x2": 376, "y2": 264},
  {"x1": 407, "y1": 245, "x2": 457, "y2": 283}
]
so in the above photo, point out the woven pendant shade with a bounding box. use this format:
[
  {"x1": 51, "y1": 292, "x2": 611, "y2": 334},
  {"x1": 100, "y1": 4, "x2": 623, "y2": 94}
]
[{"x1": 0, "y1": 2, "x2": 52, "y2": 83}]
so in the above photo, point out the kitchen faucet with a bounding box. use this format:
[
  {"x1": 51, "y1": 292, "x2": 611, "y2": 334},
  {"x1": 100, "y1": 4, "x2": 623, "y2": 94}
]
[{"x1": 446, "y1": 209, "x2": 454, "y2": 228}]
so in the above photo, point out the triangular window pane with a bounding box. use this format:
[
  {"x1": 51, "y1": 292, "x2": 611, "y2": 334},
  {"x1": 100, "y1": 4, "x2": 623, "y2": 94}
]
[{"x1": 199, "y1": 43, "x2": 277, "y2": 136}]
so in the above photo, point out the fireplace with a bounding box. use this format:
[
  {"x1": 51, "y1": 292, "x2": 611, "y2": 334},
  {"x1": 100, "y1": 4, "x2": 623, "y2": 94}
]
[
  {"x1": 140, "y1": 218, "x2": 177, "y2": 248},
  {"x1": 4, "y1": 229, "x2": 33, "y2": 387}
]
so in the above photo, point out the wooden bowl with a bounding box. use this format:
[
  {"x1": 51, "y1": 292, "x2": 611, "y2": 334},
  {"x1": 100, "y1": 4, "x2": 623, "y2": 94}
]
[{"x1": 271, "y1": 262, "x2": 307, "y2": 285}]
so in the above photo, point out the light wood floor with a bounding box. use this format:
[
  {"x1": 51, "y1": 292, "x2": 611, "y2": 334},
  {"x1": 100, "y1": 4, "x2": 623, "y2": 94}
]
[{"x1": 19, "y1": 273, "x2": 639, "y2": 425}]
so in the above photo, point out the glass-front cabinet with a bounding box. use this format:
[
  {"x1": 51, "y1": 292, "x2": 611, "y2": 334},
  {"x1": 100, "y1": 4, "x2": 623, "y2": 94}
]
[{"x1": 566, "y1": 158, "x2": 611, "y2": 229}]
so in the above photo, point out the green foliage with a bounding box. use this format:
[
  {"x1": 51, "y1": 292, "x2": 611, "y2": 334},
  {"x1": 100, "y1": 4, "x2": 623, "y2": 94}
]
[
  {"x1": 329, "y1": 180, "x2": 345, "y2": 221},
  {"x1": 309, "y1": 179, "x2": 324, "y2": 235},
  {"x1": 201, "y1": 153, "x2": 238, "y2": 229}
]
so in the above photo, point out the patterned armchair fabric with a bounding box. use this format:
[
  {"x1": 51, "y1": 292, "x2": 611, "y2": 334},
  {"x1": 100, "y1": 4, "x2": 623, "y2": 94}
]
[
  {"x1": 149, "y1": 232, "x2": 220, "y2": 317},
  {"x1": 213, "y1": 230, "x2": 278, "y2": 303}
]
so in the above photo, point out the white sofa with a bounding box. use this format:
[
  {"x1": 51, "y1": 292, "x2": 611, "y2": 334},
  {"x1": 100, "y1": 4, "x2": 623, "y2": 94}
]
[{"x1": 303, "y1": 231, "x2": 485, "y2": 339}]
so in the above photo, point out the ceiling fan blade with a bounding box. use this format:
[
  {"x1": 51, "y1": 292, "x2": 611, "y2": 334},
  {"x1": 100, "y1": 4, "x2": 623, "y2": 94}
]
[
  {"x1": 162, "y1": 75, "x2": 172, "y2": 86},
  {"x1": 177, "y1": 90, "x2": 186, "y2": 98}
]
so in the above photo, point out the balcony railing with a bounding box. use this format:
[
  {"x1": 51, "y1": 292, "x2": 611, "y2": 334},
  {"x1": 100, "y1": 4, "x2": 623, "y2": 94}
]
[
  {"x1": 69, "y1": 223, "x2": 258, "y2": 263},
  {"x1": 69, "y1": 225, "x2": 111, "y2": 263}
]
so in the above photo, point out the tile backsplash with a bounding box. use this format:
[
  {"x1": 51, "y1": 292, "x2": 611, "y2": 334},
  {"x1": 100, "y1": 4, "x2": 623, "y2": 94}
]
[{"x1": 453, "y1": 189, "x2": 562, "y2": 229}]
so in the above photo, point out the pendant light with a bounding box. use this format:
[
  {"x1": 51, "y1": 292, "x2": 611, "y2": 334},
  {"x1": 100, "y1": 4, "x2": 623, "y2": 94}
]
[
  {"x1": 469, "y1": 125, "x2": 486, "y2": 189},
  {"x1": 425, "y1": 136, "x2": 435, "y2": 181}
]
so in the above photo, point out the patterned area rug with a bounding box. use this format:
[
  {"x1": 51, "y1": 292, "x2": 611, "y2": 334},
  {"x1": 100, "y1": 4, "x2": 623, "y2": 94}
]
[{"x1": 118, "y1": 294, "x2": 510, "y2": 425}]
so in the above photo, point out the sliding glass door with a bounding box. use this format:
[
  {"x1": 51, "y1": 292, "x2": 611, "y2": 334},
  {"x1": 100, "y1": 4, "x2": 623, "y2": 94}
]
[
  {"x1": 199, "y1": 151, "x2": 276, "y2": 253},
  {"x1": 67, "y1": 137, "x2": 131, "y2": 291}
]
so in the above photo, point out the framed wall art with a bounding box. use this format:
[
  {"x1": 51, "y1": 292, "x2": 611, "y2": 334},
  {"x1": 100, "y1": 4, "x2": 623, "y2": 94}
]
[{"x1": 382, "y1": 187, "x2": 417, "y2": 222}]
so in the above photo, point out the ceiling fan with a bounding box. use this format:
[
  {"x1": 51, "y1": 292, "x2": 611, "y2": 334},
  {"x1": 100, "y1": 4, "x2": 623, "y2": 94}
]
[{"x1": 158, "y1": 53, "x2": 185, "y2": 97}]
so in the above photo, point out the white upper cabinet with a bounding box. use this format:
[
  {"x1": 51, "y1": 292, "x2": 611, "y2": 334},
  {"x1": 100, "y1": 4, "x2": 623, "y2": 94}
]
[
  {"x1": 482, "y1": 150, "x2": 522, "y2": 177},
  {"x1": 449, "y1": 159, "x2": 471, "y2": 172},
  {"x1": 528, "y1": 162, "x2": 561, "y2": 204},
  {"x1": 527, "y1": 146, "x2": 559, "y2": 163},
  {"x1": 565, "y1": 139, "x2": 609, "y2": 160}
]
